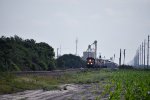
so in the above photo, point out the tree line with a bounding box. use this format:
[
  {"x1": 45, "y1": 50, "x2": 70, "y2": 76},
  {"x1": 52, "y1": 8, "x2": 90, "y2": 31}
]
[{"x1": 0, "y1": 35, "x2": 85, "y2": 71}]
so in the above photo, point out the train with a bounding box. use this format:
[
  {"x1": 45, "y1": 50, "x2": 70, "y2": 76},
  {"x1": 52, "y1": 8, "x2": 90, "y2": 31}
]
[
  {"x1": 86, "y1": 57, "x2": 118, "y2": 68},
  {"x1": 85, "y1": 40, "x2": 118, "y2": 68},
  {"x1": 86, "y1": 57, "x2": 95, "y2": 68}
]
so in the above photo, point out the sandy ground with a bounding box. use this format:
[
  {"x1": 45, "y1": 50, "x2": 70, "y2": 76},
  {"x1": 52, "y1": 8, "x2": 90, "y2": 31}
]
[{"x1": 0, "y1": 84, "x2": 108, "y2": 100}]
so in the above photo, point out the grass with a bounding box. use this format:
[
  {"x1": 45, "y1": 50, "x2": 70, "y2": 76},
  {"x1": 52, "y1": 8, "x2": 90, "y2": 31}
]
[
  {"x1": 0, "y1": 72, "x2": 58, "y2": 94},
  {"x1": 0, "y1": 69, "x2": 150, "y2": 100},
  {"x1": 0, "y1": 69, "x2": 111, "y2": 94}
]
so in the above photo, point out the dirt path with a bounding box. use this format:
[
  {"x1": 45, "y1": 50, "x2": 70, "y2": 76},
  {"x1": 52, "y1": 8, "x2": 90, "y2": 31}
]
[{"x1": 0, "y1": 84, "x2": 108, "y2": 100}]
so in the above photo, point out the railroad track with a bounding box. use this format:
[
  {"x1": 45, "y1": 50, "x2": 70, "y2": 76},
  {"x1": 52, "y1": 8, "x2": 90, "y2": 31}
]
[{"x1": 12, "y1": 68, "x2": 85, "y2": 76}]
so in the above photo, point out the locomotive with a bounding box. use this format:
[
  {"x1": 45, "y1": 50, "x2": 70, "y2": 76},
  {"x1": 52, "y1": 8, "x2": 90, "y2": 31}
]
[
  {"x1": 86, "y1": 57, "x2": 118, "y2": 68},
  {"x1": 86, "y1": 57, "x2": 105, "y2": 68},
  {"x1": 86, "y1": 57, "x2": 95, "y2": 68}
]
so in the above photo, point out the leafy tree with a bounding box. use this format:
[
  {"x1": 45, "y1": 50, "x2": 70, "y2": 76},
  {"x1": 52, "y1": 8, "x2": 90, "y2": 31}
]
[
  {"x1": 0, "y1": 35, "x2": 55, "y2": 71},
  {"x1": 56, "y1": 54, "x2": 85, "y2": 69}
]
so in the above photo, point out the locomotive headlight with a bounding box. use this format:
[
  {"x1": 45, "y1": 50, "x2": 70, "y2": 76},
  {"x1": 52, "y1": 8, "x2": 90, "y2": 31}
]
[
  {"x1": 91, "y1": 63, "x2": 93, "y2": 64},
  {"x1": 87, "y1": 63, "x2": 89, "y2": 65}
]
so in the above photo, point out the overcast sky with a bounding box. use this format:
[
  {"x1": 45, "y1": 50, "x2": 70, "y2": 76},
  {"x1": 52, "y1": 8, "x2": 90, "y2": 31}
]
[{"x1": 0, "y1": 0, "x2": 150, "y2": 64}]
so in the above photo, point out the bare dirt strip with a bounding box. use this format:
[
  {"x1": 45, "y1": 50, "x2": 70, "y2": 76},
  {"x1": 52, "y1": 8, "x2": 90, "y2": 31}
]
[{"x1": 0, "y1": 84, "x2": 108, "y2": 100}]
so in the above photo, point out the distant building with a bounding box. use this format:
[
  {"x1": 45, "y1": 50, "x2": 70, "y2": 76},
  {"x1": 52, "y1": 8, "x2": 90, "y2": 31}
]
[{"x1": 82, "y1": 51, "x2": 95, "y2": 61}]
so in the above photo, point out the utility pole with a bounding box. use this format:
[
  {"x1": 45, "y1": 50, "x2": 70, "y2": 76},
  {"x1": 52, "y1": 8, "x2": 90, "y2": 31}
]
[
  {"x1": 123, "y1": 49, "x2": 126, "y2": 65},
  {"x1": 57, "y1": 48, "x2": 59, "y2": 58},
  {"x1": 147, "y1": 35, "x2": 149, "y2": 68},
  {"x1": 142, "y1": 42, "x2": 143, "y2": 66},
  {"x1": 135, "y1": 50, "x2": 138, "y2": 66},
  {"x1": 94, "y1": 40, "x2": 97, "y2": 59},
  {"x1": 139, "y1": 48, "x2": 140, "y2": 66},
  {"x1": 137, "y1": 49, "x2": 140, "y2": 66},
  {"x1": 144, "y1": 40, "x2": 146, "y2": 67},
  {"x1": 75, "y1": 38, "x2": 78, "y2": 56},
  {"x1": 60, "y1": 45, "x2": 61, "y2": 56},
  {"x1": 139, "y1": 47, "x2": 140, "y2": 66},
  {"x1": 119, "y1": 49, "x2": 121, "y2": 66},
  {"x1": 140, "y1": 45, "x2": 141, "y2": 66}
]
